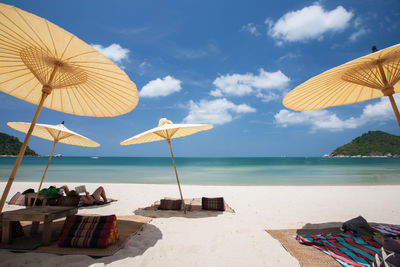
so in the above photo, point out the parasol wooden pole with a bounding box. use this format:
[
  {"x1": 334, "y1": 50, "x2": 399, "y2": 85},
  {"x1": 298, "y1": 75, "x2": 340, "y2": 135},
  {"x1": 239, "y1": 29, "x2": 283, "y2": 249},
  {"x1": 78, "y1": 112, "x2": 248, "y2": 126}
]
[
  {"x1": 0, "y1": 90, "x2": 50, "y2": 212},
  {"x1": 0, "y1": 65, "x2": 57, "y2": 212},
  {"x1": 32, "y1": 140, "x2": 58, "y2": 206},
  {"x1": 388, "y1": 95, "x2": 400, "y2": 128},
  {"x1": 377, "y1": 60, "x2": 400, "y2": 128},
  {"x1": 167, "y1": 139, "x2": 187, "y2": 214}
]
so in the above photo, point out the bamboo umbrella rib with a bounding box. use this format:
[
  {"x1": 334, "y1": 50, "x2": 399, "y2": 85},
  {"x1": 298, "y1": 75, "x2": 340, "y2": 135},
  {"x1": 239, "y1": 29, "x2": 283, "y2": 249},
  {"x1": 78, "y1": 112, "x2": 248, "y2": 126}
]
[
  {"x1": 64, "y1": 86, "x2": 77, "y2": 115},
  {"x1": 7, "y1": 74, "x2": 37, "y2": 96},
  {"x1": 46, "y1": 127, "x2": 58, "y2": 140},
  {"x1": 83, "y1": 70, "x2": 135, "y2": 92},
  {"x1": 69, "y1": 85, "x2": 88, "y2": 115},
  {"x1": 73, "y1": 63, "x2": 130, "y2": 76},
  {"x1": 2, "y1": 71, "x2": 35, "y2": 94},
  {"x1": 62, "y1": 50, "x2": 102, "y2": 62},
  {"x1": 83, "y1": 79, "x2": 131, "y2": 114},
  {"x1": 0, "y1": 31, "x2": 29, "y2": 50},
  {"x1": 169, "y1": 128, "x2": 180, "y2": 139},
  {"x1": 0, "y1": 66, "x2": 31, "y2": 77},
  {"x1": 14, "y1": 7, "x2": 53, "y2": 53},
  {"x1": 58, "y1": 34, "x2": 74, "y2": 61},
  {"x1": 84, "y1": 74, "x2": 137, "y2": 100},
  {"x1": 45, "y1": 20, "x2": 59, "y2": 58},
  {"x1": 76, "y1": 83, "x2": 108, "y2": 116},
  {"x1": 1, "y1": 10, "x2": 46, "y2": 53},
  {"x1": 70, "y1": 83, "x2": 98, "y2": 116},
  {"x1": 81, "y1": 67, "x2": 136, "y2": 90},
  {"x1": 84, "y1": 77, "x2": 136, "y2": 107},
  {"x1": 22, "y1": 81, "x2": 41, "y2": 101},
  {"x1": 0, "y1": 21, "x2": 35, "y2": 51}
]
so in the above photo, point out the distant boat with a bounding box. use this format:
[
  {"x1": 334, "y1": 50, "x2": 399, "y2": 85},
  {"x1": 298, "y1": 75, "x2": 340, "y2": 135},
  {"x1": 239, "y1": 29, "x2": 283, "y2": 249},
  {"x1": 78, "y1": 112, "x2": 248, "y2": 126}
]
[
  {"x1": 54, "y1": 154, "x2": 62, "y2": 158},
  {"x1": 91, "y1": 156, "x2": 99, "y2": 159}
]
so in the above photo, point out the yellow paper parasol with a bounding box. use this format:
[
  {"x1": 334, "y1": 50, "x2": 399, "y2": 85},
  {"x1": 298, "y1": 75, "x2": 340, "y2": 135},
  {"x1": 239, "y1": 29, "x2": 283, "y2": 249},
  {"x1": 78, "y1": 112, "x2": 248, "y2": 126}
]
[
  {"x1": 0, "y1": 3, "x2": 139, "y2": 211},
  {"x1": 120, "y1": 118, "x2": 213, "y2": 213},
  {"x1": 283, "y1": 44, "x2": 400, "y2": 127},
  {"x1": 7, "y1": 121, "x2": 99, "y2": 205}
]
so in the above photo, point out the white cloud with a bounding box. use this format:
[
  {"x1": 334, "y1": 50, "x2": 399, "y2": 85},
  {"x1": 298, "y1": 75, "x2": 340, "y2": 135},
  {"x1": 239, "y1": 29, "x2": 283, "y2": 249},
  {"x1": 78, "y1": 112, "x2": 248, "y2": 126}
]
[
  {"x1": 92, "y1": 43, "x2": 130, "y2": 63},
  {"x1": 267, "y1": 3, "x2": 353, "y2": 43},
  {"x1": 140, "y1": 76, "x2": 182, "y2": 98},
  {"x1": 274, "y1": 95, "x2": 400, "y2": 132},
  {"x1": 210, "y1": 69, "x2": 290, "y2": 103},
  {"x1": 183, "y1": 98, "x2": 256, "y2": 125},
  {"x1": 242, "y1": 23, "x2": 261, "y2": 36},
  {"x1": 349, "y1": 17, "x2": 369, "y2": 42}
]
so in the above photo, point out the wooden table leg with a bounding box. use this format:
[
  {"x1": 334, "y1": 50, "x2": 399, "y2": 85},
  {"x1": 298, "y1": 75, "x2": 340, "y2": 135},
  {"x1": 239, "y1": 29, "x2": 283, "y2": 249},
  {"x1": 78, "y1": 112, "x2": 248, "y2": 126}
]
[
  {"x1": 1, "y1": 221, "x2": 11, "y2": 244},
  {"x1": 42, "y1": 218, "x2": 52, "y2": 245},
  {"x1": 31, "y1": 221, "x2": 39, "y2": 235}
]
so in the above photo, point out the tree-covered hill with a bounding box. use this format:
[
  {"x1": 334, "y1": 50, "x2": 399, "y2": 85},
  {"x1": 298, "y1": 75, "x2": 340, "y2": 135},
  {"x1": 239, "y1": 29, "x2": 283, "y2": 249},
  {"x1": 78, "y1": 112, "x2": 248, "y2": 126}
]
[
  {"x1": 329, "y1": 131, "x2": 400, "y2": 157},
  {"x1": 0, "y1": 132, "x2": 38, "y2": 156}
]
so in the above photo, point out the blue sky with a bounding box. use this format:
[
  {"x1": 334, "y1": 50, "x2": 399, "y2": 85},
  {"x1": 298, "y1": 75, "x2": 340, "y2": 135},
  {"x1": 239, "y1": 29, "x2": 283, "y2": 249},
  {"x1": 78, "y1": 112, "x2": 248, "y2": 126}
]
[{"x1": 0, "y1": 0, "x2": 399, "y2": 157}]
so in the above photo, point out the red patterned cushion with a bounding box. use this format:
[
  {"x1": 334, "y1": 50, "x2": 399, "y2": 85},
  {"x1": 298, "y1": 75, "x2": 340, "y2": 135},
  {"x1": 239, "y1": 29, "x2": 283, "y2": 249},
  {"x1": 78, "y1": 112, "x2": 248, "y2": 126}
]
[
  {"x1": 8, "y1": 192, "x2": 26, "y2": 206},
  {"x1": 57, "y1": 196, "x2": 80, "y2": 207},
  {"x1": 158, "y1": 199, "x2": 182, "y2": 210},
  {"x1": 202, "y1": 197, "x2": 225, "y2": 211},
  {"x1": 58, "y1": 215, "x2": 119, "y2": 248}
]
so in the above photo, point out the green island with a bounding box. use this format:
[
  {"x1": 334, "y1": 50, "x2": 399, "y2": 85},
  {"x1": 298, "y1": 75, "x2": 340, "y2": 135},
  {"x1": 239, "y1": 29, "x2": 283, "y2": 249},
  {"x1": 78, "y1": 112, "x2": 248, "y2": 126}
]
[
  {"x1": 326, "y1": 131, "x2": 400, "y2": 158},
  {"x1": 0, "y1": 132, "x2": 38, "y2": 156}
]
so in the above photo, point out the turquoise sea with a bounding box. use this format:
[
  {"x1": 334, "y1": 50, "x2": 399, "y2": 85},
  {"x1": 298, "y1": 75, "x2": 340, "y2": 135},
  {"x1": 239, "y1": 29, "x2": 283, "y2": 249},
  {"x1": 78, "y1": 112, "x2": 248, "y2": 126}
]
[{"x1": 0, "y1": 157, "x2": 399, "y2": 185}]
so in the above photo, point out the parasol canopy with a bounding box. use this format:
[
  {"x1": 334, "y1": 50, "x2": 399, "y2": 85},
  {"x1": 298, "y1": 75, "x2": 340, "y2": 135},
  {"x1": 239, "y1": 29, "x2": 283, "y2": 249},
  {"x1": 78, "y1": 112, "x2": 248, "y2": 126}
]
[
  {"x1": 8, "y1": 121, "x2": 99, "y2": 205},
  {"x1": 0, "y1": 3, "x2": 138, "y2": 211},
  {"x1": 283, "y1": 44, "x2": 400, "y2": 127},
  {"x1": 121, "y1": 118, "x2": 213, "y2": 213}
]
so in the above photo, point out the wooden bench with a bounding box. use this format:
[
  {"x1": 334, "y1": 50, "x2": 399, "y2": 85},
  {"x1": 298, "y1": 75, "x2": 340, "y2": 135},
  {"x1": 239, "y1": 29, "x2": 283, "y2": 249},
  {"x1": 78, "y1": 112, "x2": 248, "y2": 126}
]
[
  {"x1": 24, "y1": 193, "x2": 60, "y2": 206},
  {"x1": 1, "y1": 206, "x2": 78, "y2": 245}
]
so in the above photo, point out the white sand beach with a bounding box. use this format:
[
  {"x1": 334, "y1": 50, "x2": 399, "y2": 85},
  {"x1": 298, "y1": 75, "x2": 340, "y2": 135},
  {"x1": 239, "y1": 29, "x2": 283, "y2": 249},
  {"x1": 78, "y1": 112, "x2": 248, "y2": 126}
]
[{"x1": 0, "y1": 182, "x2": 399, "y2": 267}]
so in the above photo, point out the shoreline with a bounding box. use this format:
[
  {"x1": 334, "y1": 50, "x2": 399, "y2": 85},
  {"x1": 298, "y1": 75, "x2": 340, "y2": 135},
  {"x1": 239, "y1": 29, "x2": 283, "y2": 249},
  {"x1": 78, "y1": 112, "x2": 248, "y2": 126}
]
[{"x1": 2, "y1": 180, "x2": 400, "y2": 187}]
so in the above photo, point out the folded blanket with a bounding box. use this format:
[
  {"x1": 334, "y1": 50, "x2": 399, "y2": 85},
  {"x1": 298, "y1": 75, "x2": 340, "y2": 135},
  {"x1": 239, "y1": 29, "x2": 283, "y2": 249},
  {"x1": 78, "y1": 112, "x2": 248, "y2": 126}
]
[
  {"x1": 372, "y1": 224, "x2": 400, "y2": 237},
  {"x1": 297, "y1": 231, "x2": 381, "y2": 267}
]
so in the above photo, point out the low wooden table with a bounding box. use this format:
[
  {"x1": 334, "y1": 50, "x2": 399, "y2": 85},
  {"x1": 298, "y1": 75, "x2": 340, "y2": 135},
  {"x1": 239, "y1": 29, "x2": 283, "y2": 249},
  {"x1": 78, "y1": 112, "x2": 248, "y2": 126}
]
[
  {"x1": 25, "y1": 193, "x2": 60, "y2": 206},
  {"x1": 1, "y1": 206, "x2": 77, "y2": 245}
]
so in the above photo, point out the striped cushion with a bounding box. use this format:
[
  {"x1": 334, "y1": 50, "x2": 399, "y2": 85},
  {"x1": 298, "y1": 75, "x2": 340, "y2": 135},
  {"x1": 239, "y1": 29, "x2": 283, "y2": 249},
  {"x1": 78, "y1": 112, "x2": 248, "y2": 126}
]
[
  {"x1": 57, "y1": 196, "x2": 80, "y2": 207},
  {"x1": 158, "y1": 199, "x2": 182, "y2": 210},
  {"x1": 8, "y1": 192, "x2": 26, "y2": 206},
  {"x1": 58, "y1": 215, "x2": 119, "y2": 248},
  {"x1": 202, "y1": 197, "x2": 225, "y2": 211}
]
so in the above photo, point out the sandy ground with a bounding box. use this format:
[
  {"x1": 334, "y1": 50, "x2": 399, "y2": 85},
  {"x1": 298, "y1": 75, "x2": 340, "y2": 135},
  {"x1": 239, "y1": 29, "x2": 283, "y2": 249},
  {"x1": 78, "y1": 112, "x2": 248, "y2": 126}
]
[{"x1": 0, "y1": 182, "x2": 399, "y2": 267}]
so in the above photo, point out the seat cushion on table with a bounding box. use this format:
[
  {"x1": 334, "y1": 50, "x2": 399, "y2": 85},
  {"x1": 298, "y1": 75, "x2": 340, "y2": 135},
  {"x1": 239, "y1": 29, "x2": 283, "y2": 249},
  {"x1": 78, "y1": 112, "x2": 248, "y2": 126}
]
[{"x1": 8, "y1": 192, "x2": 26, "y2": 206}]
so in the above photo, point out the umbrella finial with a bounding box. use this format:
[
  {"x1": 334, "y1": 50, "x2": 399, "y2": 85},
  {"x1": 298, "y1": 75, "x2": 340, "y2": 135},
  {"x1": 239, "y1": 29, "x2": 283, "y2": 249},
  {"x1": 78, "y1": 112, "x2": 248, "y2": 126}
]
[
  {"x1": 372, "y1": 46, "x2": 378, "y2": 53},
  {"x1": 158, "y1": 118, "x2": 173, "y2": 127}
]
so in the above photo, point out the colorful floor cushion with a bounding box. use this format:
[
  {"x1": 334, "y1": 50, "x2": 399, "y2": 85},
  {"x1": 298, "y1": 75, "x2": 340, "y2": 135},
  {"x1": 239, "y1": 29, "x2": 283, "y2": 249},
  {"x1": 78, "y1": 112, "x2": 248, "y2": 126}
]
[
  {"x1": 202, "y1": 197, "x2": 225, "y2": 211},
  {"x1": 57, "y1": 196, "x2": 81, "y2": 207},
  {"x1": 297, "y1": 231, "x2": 382, "y2": 267},
  {"x1": 8, "y1": 192, "x2": 26, "y2": 206},
  {"x1": 158, "y1": 199, "x2": 182, "y2": 210},
  {"x1": 58, "y1": 215, "x2": 119, "y2": 248}
]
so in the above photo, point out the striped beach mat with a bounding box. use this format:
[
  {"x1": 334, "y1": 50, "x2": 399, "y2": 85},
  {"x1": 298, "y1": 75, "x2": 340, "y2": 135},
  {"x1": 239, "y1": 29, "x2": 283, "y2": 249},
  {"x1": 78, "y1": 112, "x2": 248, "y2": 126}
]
[{"x1": 296, "y1": 232, "x2": 382, "y2": 267}]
